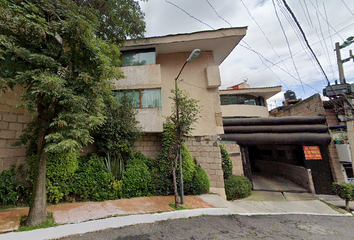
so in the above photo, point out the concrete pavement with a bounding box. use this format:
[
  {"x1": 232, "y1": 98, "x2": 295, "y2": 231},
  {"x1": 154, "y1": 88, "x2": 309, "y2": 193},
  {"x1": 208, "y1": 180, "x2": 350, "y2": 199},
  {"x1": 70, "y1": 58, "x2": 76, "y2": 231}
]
[{"x1": 0, "y1": 192, "x2": 352, "y2": 240}]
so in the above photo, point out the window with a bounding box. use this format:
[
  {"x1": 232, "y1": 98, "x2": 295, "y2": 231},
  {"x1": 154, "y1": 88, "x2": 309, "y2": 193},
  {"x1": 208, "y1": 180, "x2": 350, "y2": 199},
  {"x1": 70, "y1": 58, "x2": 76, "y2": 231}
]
[
  {"x1": 220, "y1": 94, "x2": 266, "y2": 107},
  {"x1": 121, "y1": 48, "x2": 156, "y2": 67},
  {"x1": 114, "y1": 89, "x2": 161, "y2": 108}
]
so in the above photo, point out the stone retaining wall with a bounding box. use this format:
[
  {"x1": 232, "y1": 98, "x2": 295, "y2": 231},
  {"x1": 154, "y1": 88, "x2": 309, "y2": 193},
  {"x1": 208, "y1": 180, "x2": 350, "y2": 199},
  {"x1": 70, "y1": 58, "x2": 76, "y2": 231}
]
[
  {"x1": 0, "y1": 86, "x2": 33, "y2": 172},
  {"x1": 185, "y1": 135, "x2": 225, "y2": 198},
  {"x1": 220, "y1": 141, "x2": 243, "y2": 176}
]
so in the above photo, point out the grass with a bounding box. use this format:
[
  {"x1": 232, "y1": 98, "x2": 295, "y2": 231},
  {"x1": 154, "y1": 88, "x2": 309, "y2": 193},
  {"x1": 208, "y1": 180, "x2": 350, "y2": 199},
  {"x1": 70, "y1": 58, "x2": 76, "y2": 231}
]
[
  {"x1": 17, "y1": 212, "x2": 58, "y2": 232},
  {"x1": 168, "y1": 203, "x2": 187, "y2": 210}
]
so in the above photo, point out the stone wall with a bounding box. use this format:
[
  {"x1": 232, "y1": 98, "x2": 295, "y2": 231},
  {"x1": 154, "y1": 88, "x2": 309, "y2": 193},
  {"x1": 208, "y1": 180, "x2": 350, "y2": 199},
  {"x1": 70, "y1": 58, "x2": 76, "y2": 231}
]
[
  {"x1": 184, "y1": 135, "x2": 225, "y2": 198},
  {"x1": 133, "y1": 133, "x2": 162, "y2": 159},
  {"x1": 0, "y1": 86, "x2": 33, "y2": 172},
  {"x1": 134, "y1": 134, "x2": 226, "y2": 198},
  {"x1": 220, "y1": 141, "x2": 243, "y2": 176}
]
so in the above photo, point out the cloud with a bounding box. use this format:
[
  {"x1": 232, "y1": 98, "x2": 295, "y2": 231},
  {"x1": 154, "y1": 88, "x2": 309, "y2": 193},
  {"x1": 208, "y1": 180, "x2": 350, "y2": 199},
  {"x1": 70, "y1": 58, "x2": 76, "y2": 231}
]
[{"x1": 139, "y1": 0, "x2": 354, "y2": 100}]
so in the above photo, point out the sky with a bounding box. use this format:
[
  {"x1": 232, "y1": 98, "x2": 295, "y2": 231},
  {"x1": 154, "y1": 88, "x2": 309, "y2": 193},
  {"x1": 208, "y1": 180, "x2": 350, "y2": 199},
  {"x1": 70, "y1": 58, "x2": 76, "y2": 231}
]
[{"x1": 138, "y1": 0, "x2": 354, "y2": 109}]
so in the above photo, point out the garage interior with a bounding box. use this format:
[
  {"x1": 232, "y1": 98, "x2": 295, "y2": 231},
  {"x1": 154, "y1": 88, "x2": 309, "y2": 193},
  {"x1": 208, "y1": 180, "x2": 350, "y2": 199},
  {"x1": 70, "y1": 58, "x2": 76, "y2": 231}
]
[{"x1": 221, "y1": 116, "x2": 334, "y2": 194}]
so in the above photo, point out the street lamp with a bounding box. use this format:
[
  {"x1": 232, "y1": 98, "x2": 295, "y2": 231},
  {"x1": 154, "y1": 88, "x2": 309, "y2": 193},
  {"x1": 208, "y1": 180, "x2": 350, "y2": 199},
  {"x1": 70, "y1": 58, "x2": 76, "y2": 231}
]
[{"x1": 174, "y1": 49, "x2": 201, "y2": 205}]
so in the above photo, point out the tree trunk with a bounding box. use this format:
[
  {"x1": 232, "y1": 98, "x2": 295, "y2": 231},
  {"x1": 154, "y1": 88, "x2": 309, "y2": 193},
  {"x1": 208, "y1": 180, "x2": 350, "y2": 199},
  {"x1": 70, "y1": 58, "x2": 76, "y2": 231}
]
[
  {"x1": 26, "y1": 105, "x2": 49, "y2": 226},
  {"x1": 172, "y1": 153, "x2": 179, "y2": 209},
  {"x1": 345, "y1": 199, "x2": 350, "y2": 212}
]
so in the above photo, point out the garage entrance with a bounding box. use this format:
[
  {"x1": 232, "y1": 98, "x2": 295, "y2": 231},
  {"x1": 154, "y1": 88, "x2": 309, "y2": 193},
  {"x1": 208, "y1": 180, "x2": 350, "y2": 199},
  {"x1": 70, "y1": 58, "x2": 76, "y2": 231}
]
[{"x1": 221, "y1": 116, "x2": 334, "y2": 194}]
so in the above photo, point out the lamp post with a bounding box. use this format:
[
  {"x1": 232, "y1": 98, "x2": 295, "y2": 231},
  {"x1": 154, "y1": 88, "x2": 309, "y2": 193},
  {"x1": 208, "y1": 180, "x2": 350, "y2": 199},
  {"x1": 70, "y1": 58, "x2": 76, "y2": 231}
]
[{"x1": 175, "y1": 49, "x2": 201, "y2": 205}]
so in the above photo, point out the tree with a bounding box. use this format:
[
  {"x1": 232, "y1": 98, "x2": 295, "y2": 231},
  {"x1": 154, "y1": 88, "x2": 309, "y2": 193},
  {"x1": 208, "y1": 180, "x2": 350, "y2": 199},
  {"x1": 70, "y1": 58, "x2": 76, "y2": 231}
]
[
  {"x1": 166, "y1": 82, "x2": 201, "y2": 208},
  {"x1": 96, "y1": 93, "x2": 142, "y2": 161},
  {"x1": 0, "y1": 0, "x2": 145, "y2": 226}
]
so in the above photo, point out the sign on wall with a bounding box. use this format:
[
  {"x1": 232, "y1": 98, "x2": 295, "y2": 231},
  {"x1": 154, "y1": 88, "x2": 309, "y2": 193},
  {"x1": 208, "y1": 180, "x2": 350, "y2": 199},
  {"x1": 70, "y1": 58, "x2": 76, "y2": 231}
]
[{"x1": 303, "y1": 146, "x2": 322, "y2": 160}]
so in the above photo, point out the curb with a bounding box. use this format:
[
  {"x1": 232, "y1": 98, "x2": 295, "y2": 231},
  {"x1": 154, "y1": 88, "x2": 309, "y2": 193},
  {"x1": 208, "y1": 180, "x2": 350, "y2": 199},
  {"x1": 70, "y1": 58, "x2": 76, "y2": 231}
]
[{"x1": 0, "y1": 208, "x2": 232, "y2": 240}]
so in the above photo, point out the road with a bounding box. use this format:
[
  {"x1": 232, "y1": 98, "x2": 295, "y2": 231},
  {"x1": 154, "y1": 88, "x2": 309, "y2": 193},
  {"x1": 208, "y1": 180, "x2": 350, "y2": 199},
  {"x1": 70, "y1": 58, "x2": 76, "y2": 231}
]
[{"x1": 58, "y1": 214, "x2": 354, "y2": 240}]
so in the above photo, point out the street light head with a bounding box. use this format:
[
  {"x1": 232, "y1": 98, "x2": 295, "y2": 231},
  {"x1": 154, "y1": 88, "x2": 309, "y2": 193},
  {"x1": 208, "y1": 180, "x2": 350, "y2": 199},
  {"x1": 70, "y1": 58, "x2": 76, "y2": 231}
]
[{"x1": 187, "y1": 49, "x2": 201, "y2": 62}]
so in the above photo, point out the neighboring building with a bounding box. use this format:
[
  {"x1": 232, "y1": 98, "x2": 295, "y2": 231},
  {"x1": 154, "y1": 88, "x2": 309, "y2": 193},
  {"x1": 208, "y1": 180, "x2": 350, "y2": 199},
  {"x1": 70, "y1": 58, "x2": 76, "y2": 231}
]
[
  {"x1": 219, "y1": 83, "x2": 281, "y2": 118},
  {"x1": 221, "y1": 92, "x2": 337, "y2": 195},
  {"x1": 219, "y1": 83, "x2": 281, "y2": 178},
  {"x1": 113, "y1": 27, "x2": 247, "y2": 198},
  {"x1": 270, "y1": 93, "x2": 349, "y2": 184}
]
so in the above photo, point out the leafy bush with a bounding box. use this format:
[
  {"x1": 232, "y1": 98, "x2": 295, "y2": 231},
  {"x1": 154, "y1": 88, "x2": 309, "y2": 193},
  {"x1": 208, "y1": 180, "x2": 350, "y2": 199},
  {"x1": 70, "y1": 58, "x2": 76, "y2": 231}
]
[
  {"x1": 96, "y1": 93, "x2": 141, "y2": 161},
  {"x1": 122, "y1": 154, "x2": 153, "y2": 198},
  {"x1": 224, "y1": 175, "x2": 252, "y2": 200},
  {"x1": 184, "y1": 166, "x2": 210, "y2": 195},
  {"x1": 0, "y1": 165, "x2": 26, "y2": 205},
  {"x1": 70, "y1": 154, "x2": 119, "y2": 201},
  {"x1": 153, "y1": 123, "x2": 176, "y2": 196},
  {"x1": 46, "y1": 153, "x2": 78, "y2": 204},
  {"x1": 220, "y1": 144, "x2": 232, "y2": 180},
  {"x1": 180, "y1": 143, "x2": 195, "y2": 183},
  {"x1": 333, "y1": 182, "x2": 354, "y2": 211}
]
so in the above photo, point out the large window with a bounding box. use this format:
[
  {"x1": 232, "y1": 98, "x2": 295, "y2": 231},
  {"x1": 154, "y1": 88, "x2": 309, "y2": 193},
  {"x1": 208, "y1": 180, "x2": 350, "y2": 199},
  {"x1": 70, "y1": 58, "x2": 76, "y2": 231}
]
[
  {"x1": 113, "y1": 89, "x2": 161, "y2": 108},
  {"x1": 121, "y1": 48, "x2": 156, "y2": 67},
  {"x1": 220, "y1": 94, "x2": 265, "y2": 107}
]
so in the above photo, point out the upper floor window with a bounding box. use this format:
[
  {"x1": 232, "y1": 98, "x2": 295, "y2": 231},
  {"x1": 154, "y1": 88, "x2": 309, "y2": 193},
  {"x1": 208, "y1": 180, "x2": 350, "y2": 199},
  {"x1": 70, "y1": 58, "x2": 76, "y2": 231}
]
[
  {"x1": 113, "y1": 89, "x2": 161, "y2": 108},
  {"x1": 220, "y1": 94, "x2": 265, "y2": 107},
  {"x1": 121, "y1": 48, "x2": 156, "y2": 67}
]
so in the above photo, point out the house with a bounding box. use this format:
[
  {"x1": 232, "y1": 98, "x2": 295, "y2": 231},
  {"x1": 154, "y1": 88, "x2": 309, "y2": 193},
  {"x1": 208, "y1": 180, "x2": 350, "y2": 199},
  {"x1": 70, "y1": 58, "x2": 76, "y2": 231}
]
[
  {"x1": 218, "y1": 82, "x2": 281, "y2": 177},
  {"x1": 219, "y1": 82, "x2": 281, "y2": 118},
  {"x1": 220, "y1": 88, "x2": 335, "y2": 194},
  {"x1": 113, "y1": 27, "x2": 247, "y2": 198}
]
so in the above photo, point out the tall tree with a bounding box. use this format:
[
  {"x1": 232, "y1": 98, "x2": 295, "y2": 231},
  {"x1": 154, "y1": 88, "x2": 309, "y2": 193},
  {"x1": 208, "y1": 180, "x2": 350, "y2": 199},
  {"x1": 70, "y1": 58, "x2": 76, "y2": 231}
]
[{"x1": 0, "y1": 0, "x2": 145, "y2": 226}]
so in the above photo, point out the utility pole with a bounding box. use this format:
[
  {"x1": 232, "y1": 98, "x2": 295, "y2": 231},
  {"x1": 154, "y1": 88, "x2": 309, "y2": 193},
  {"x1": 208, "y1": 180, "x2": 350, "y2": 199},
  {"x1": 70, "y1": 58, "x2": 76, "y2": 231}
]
[
  {"x1": 334, "y1": 39, "x2": 354, "y2": 177},
  {"x1": 335, "y1": 42, "x2": 346, "y2": 84}
]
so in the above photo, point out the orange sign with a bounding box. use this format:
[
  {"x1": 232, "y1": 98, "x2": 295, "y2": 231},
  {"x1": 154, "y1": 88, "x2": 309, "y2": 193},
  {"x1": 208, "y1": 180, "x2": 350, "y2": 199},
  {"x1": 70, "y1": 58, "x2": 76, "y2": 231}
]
[{"x1": 303, "y1": 146, "x2": 322, "y2": 160}]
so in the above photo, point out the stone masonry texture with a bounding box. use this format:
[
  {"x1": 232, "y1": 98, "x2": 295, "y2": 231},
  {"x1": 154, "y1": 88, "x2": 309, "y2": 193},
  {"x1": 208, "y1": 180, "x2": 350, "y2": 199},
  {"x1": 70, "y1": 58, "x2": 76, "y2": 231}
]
[{"x1": 0, "y1": 85, "x2": 33, "y2": 173}]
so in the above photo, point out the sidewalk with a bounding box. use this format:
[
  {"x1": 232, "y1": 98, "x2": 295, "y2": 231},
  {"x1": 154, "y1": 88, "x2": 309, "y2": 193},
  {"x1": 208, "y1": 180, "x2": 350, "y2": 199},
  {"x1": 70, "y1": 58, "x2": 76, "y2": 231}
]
[
  {"x1": 0, "y1": 195, "x2": 213, "y2": 233},
  {"x1": 0, "y1": 192, "x2": 352, "y2": 240}
]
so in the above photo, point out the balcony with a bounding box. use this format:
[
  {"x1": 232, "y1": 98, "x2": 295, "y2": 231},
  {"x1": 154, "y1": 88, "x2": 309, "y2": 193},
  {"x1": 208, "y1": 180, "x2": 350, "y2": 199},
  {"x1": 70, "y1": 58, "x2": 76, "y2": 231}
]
[{"x1": 113, "y1": 64, "x2": 161, "y2": 90}]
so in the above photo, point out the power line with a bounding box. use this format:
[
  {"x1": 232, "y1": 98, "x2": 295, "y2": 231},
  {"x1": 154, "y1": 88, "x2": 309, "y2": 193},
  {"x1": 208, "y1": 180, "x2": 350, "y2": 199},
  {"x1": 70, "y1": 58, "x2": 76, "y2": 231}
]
[
  {"x1": 340, "y1": 0, "x2": 354, "y2": 17},
  {"x1": 308, "y1": 0, "x2": 345, "y2": 42},
  {"x1": 302, "y1": 0, "x2": 314, "y2": 28},
  {"x1": 164, "y1": 0, "x2": 215, "y2": 30},
  {"x1": 240, "y1": 0, "x2": 291, "y2": 73},
  {"x1": 281, "y1": 0, "x2": 330, "y2": 85},
  {"x1": 272, "y1": 0, "x2": 305, "y2": 96}
]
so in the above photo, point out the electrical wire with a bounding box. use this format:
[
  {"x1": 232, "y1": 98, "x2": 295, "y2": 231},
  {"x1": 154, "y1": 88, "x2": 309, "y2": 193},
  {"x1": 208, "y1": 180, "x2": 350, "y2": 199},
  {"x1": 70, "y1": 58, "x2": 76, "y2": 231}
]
[
  {"x1": 240, "y1": 0, "x2": 291, "y2": 73},
  {"x1": 340, "y1": 0, "x2": 354, "y2": 17},
  {"x1": 316, "y1": 2, "x2": 335, "y2": 80},
  {"x1": 281, "y1": 0, "x2": 330, "y2": 85},
  {"x1": 272, "y1": 0, "x2": 305, "y2": 96},
  {"x1": 308, "y1": 0, "x2": 345, "y2": 42},
  {"x1": 298, "y1": 0, "x2": 312, "y2": 29},
  {"x1": 302, "y1": 0, "x2": 314, "y2": 28}
]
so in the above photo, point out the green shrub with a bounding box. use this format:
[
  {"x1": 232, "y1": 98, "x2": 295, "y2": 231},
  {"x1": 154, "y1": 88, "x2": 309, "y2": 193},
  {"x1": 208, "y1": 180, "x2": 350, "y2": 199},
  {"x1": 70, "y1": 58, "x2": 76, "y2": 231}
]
[
  {"x1": 95, "y1": 93, "x2": 141, "y2": 161},
  {"x1": 71, "y1": 154, "x2": 119, "y2": 201},
  {"x1": 46, "y1": 153, "x2": 78, "y2": 204},
  {"x1": 0, "y1": 165, "x2": 26, "y2": 205},
  {"x1": 220, "y1": 144, "x2": 232, "y2": 180},
  {"x1": 180, "y1": 143, "x2": 195, "y2": 183},
  {"x1": 122, "y1": 161, "x2": 153, "y2": 198},
  {"x1": 184, "y1": 166, "x2": 210, "y2": 195},
  {"x1": 224, "y1": 175, "x2": 252, "y2": 200},
  {"x1": 153, "y1": 123, "x2": 176, "y2": 196},
  {"x1": 333, "y1": 182, "x2": 354, "y2": 211}
]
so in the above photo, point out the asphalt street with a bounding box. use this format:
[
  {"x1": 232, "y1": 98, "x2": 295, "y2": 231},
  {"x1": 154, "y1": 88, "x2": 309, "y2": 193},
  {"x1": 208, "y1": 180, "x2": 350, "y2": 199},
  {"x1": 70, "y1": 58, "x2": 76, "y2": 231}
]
[{"x1": 58, "y1": 214, "x2": 354, "y2": 240}]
